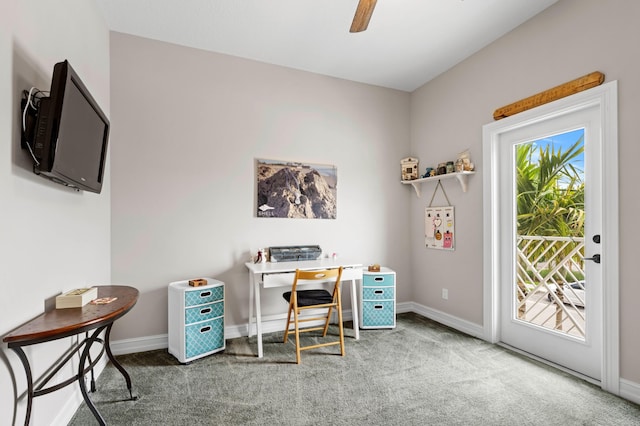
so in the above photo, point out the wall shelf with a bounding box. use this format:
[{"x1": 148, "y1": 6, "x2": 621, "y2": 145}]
[{"x1": 401, "y1": 171, "x2": 475, "y2": 197}]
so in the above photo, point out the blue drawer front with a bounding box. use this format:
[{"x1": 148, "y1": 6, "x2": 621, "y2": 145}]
[
  {"x1": 362, "y1": 286, "x2": 394, "y2": 300},
  {"x1": 185, "y1": 301, "x2": 224, "y2": 325},
  {"x1": 363, "y1": 274, "x2": 395, "y2": 287},
  {"x1": 184, "y1": 286, "x2": 224, "y2": 307},
  {"x1": 362, "y1": 300, "x2": 395, "y2": 327},
  {"x1": 185, "y1": 317, "x2": 224, "y2": 358}
]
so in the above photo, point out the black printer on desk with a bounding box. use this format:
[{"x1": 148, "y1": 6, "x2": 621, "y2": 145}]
[{"x1": 269, "y1": 245, "x2": 322, "y2": 262}]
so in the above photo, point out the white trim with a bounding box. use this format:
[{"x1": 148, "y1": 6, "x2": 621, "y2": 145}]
[
  {"x1": 483, "y1": 132, "x2": 501, "y2": 344},
  {"x1": 395, "y1": 300, "x2": 414, "y2": 314},
  {"x1": 620, "y1": 379, "x2": 640, "y2": 405},
  {"x1": 406, "y1": 301, "x2": 485, "y2": 339},
  {"x1": 599, "y1": 81, "x2": 620, "y2": 394},
  {"x1": 110, "y1": 334, "x2": 169, "y2": 356},
  {"x1": 482, "y1": 81, "x2": 619, "y2": 394}
]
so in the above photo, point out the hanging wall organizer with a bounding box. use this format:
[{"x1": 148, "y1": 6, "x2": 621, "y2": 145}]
[{"x1": 425, "y1": 180, "x2": 455, "y2": 250}]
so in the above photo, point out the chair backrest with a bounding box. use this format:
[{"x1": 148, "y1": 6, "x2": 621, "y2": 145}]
[{"x1": 292, "y1": 267, "x2": 343, "y2": 292}]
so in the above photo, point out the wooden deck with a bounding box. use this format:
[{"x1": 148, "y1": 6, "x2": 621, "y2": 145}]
[{"x1": 518, "y1": 289, "x2": 585, "y2": 339}]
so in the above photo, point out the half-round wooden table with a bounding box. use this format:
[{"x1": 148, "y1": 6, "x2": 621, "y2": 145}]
[{"x1": 3, "y1": 285, "x2": 139, "y2": 426}]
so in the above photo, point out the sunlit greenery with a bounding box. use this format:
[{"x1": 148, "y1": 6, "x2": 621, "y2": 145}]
[{"x1": 516, "y1": 136, "x2": 585, "y2": 237}]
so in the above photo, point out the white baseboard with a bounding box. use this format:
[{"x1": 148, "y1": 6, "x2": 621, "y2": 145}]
[
  {"x1": 401, "y1": 301, "x2": 485, "y2": 340},
  {"x1": 620, "y1": 378, "x2": 640, "y2": 405},
  {"x1": 110, "y1": 334, "x2": 168, "y2": 356}
]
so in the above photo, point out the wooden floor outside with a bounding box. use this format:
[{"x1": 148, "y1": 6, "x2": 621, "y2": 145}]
[{"x1": 519, "y1": 288, "x2": 585, "y2": 339}]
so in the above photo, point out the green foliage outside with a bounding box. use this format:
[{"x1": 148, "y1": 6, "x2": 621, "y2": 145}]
[{"x1": 516, "y1": 135, "x2": 585, "y2": 237}]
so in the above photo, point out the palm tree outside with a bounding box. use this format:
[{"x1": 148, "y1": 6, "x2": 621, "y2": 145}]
[{"x1": 516, "y1": 130, "x2": 585, "y2": 238}]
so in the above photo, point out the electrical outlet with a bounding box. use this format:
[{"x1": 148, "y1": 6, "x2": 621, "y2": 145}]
[{"x1": 442, "y1": 288, "x2": 448, "y2": 300}]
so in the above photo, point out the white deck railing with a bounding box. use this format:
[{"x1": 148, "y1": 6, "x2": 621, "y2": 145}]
[{"x1": 516, "y1": 235, "x2": 586, "y2": 338}]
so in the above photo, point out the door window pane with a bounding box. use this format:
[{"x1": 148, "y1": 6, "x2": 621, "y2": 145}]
[{"x1": 514, "y1": 129, "x2": 586, "y2": 339}]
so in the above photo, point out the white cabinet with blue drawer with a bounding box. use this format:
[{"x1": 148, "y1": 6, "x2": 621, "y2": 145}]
[
  {"x1": 168, "y1": 278, "x2": 225, "y2": 363},
  {"x1": 359, "y1": 268, "x2": 396, "y2": 329}
]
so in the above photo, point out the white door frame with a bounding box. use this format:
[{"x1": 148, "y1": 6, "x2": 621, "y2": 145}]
[{"x1": 482, "y1": 81, "x2": 619, "y2": 394}]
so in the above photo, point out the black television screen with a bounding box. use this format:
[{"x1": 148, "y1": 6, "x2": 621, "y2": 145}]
[{"x1": 25, "y1": 60, "x2": 109, "y2": 193}]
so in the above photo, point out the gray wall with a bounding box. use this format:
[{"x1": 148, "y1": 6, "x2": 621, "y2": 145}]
[
  {"x1": 0, "y1": 1, "x2": 110, "y2": 425},
  {"x1": 109, "y1": 32, "x2": 412, "y2": 340},
  {"x1": 410, "y1": 0, "x2": 640, "y2": 384}
]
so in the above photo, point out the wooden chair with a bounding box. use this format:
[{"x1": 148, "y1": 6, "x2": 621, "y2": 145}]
[{"x1": 282, "y1": 267, "x2": 345, "y2": 364}]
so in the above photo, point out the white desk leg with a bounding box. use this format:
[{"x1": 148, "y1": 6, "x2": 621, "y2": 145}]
[
  {"x1": 255, "y1": 278, "x2": 264, "y2": 358},
  {"x1": 248, "y1": 272, "x2": 255, "y2": 338},
  {"x1": 350, "y1": 278, "x2": 360, "y2": 339}
]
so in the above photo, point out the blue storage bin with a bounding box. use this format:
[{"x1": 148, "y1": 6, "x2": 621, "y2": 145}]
[
  {"x1": 185, "y1": 300, "x2": 224, "y2": 325},
  {"x1": 362, "y1": 286, "x2": 395, "y2": 301},
  {"x1": 363, "y1": 274, "x2": 394, "y2": 287},
  {"x1": 362, "y1": 301, "x2": 395, "y2": 327},
  {"x1": 185, "y1": 317, "x2": 224, "y2": 359},
  {"x1": 184, "y1": 285, "x2": 224, "y2": 307}
]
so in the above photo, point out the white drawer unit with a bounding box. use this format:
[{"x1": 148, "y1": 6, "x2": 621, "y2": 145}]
[
  {"x1": 359, "y1": 268, "x2": 396, "y2": 329},
  {"x1": 168, "y1": 278, "x2": 225, "y2": 363}
]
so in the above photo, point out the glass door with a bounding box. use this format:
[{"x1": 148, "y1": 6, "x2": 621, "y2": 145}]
[{"x1": 498, "y1": 104, "x2": 602, "y2": 381}]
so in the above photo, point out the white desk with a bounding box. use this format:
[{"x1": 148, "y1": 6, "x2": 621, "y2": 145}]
[{"x1": 245, "y1": 259, "x2": 363, "y2": 358}]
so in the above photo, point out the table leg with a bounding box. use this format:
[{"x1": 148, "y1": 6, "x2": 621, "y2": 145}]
[
  {"x1": 255, "y1": 278, "x2": 263, "y2": 358},
  {"x1": 105, "y1": 324, "x2": 138, "y2": 401},
  {"x1": 79, "y1": 327, "x2": 108, "y2": 425},
  {"x1": 11, "y1": 347, "x2": 34, "y2": 426},
  {"x1": 350, "y1": 278, "x2": 360, "y2": 339},
  {"x1": 248, "y1": 272, "x2": 255, "y2": 337}
]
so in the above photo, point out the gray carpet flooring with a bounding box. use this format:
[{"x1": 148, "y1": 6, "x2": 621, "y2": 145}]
[{"x1": 69, "y1": 313, "x2": 640, "y2": 425}]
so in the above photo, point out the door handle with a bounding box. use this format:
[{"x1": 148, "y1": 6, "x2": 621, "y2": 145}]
[{"x1": 584, "y1": 254, "x2": 601, "y2": 264}]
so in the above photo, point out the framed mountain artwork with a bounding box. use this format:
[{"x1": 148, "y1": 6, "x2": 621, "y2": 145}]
[{"x1": 255, "y1": 159, "x2": 337, "y2": 219}]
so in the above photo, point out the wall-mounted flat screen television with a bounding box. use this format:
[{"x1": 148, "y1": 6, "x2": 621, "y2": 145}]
[{"x1": 22, "y1": 60, "x2": 109, "y2": 193}]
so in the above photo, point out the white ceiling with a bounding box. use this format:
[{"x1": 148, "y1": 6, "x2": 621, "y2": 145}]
[{"x1": 96, "y1": 0, "x2": 557, "y2": 92}]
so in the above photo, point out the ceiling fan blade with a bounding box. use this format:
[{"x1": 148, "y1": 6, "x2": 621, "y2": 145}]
[{"x1": 350, "y1": 0, "x2": 377, "y2": 33}]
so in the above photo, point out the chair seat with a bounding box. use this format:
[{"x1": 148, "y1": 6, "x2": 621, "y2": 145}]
[{"x1": 283, "y1": 289, "x2": 333, "y2": 307}]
